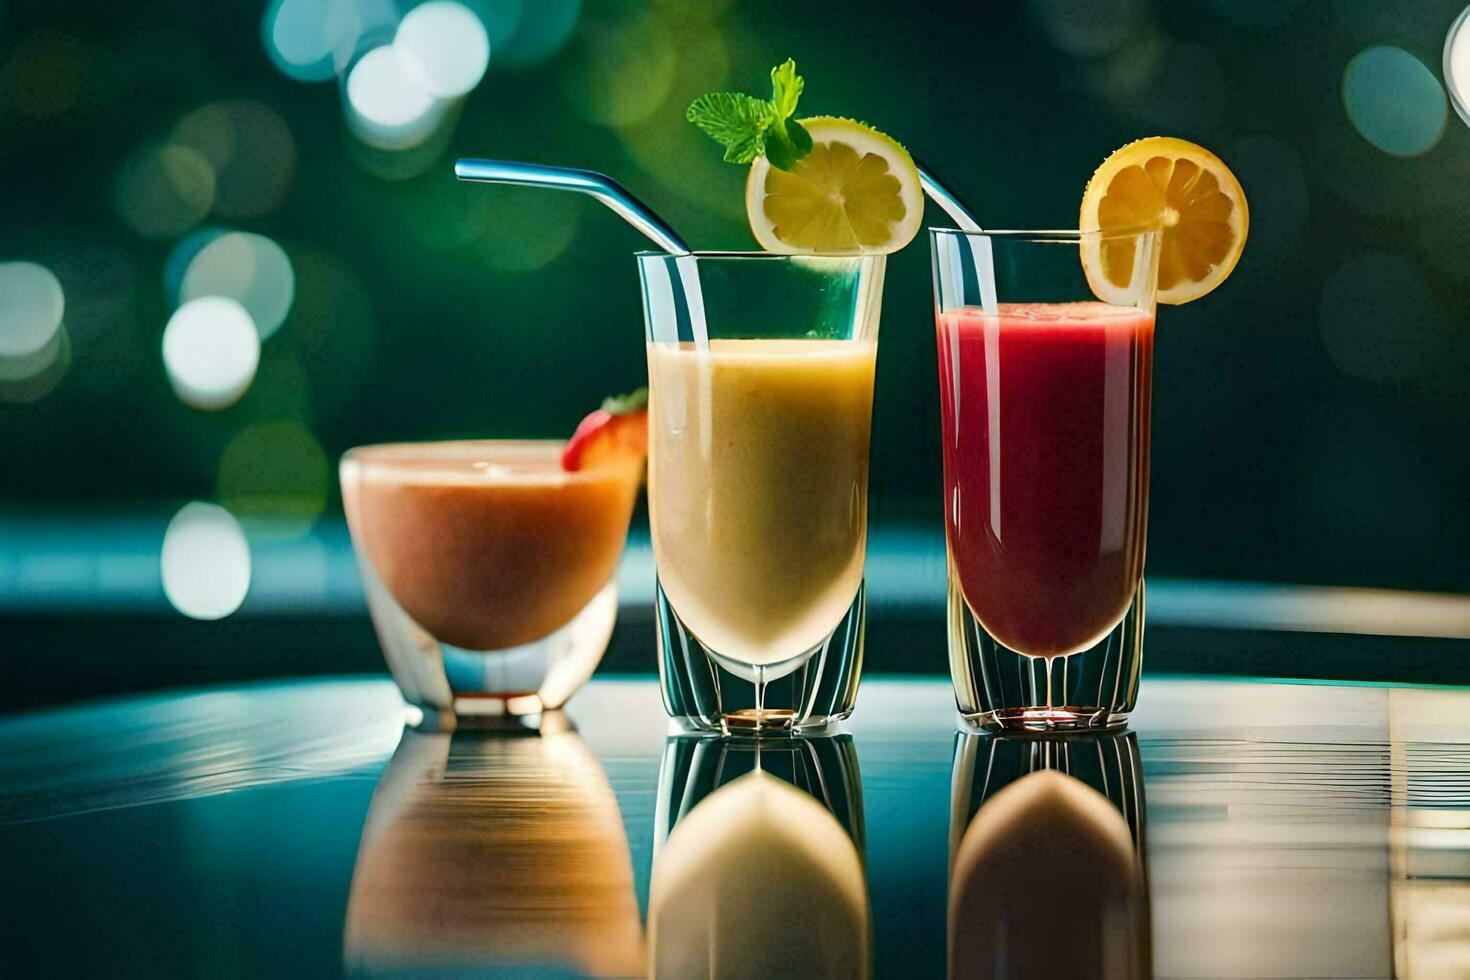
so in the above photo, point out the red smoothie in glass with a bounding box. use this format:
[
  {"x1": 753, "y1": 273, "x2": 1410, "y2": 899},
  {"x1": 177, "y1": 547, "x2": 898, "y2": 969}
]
[{"x1": 937, "y1": 302, "x2": 1154, "y2": 658}]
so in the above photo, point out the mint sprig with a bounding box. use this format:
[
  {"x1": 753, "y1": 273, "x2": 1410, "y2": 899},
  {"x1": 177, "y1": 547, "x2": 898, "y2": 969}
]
[{"x1": 686, "y1": 59, "x2": 813, "y2": 170}]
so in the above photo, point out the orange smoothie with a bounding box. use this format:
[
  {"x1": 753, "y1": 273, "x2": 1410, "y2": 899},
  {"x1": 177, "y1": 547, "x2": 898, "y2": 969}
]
[{"x1": 341, "y1": 441, "x2": 639, "y2": 651}]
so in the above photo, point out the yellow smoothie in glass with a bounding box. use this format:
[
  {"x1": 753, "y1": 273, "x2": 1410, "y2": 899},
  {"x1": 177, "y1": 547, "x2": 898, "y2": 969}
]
[{"x1": 647, "y1": 337, "x2": 876, "y2": 668}]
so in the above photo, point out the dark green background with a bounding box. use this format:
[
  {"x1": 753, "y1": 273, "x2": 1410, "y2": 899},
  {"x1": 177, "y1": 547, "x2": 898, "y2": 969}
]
[{"x1": 2, "y1": 0, "x2": 1467, "y2": 592}]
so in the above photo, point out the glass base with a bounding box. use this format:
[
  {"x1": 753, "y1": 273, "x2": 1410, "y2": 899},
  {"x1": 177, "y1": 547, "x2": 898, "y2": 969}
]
[
  {"x1": 404, "y1": 701, "x2": 576, "y2": 734},
  {"x1": 656, "y1": 577, "x2": 865, "y2": 736},
  {"x1": 948, "y1": 563, "x2": 1143, "y2": 735},
  {"x1": 359, "y1": 557, "x2": 617, "y2": 730},
  {"x1": 963, "y1": 705, "x2": 1130, "y2": 734}
]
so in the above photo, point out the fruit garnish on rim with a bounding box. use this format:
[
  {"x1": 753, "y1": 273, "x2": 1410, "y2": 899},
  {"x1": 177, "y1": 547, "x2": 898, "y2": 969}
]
[
  {"x1": 1080, "y1": 136, "x2": 1249, "y2": 306},
  {"x1": 686, "y1": 59, "x2": 922, "y2": 254},
  {"x1": 561, "y1": 387, "x2": 649, "y2": 473}
]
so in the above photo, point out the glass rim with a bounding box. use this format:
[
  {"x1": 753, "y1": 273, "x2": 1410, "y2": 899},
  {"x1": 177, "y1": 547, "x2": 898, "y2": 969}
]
[
  {"x1": 929, "y1": 226, "x2": 1162, "y2": 242},
  {"x1": 340, "y1": 439, "x2": 633, "y2": 484},
  {"x1": 341, "y1": 439, "x2": 565, "y2": 467},
  {"x1": 634, "y1": 249, "x2": 885, "y2": 261},
  {"x1": 343, "y1": 438, "x2": 563, "y2": 456}
]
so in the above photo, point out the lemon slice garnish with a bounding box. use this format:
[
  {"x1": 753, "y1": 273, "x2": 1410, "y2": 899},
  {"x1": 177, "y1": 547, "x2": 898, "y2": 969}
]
[
  {"x1": 745, "y1": 116, "x2": 923, "y2": 254},
  {"x1": 1080, "y1": 136, "x2": 1249, "y2": 305}
]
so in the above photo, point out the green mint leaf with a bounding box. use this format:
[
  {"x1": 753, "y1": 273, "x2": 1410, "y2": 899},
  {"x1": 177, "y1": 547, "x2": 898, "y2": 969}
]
[
  {"x1": 686, "y1": 92, "x2": 774, "y2": 157},
  {"x1": 722, "y1": 133, "x2": 766, "y2": 164},
  {"x1": 770, "y1": 58, "x2": 803, "y2": 121},
  {"x1": 765, "y1": 125, "x2": 800, "y2": 170},
  {"x1": 765, "y1": 59, "x2": 812, "y2": 171},
  {"x1": 786, "y1": 117, "x2": 812, "y2": 154},
  {"x1": 687, "y1": 59, "x2": 811, "y2": 171},
  {"x1": 600, "y1": 387, "x2": 648, "y2": 415},
  {"x1": 765, "y1": 116, "x2": 812, "y2": 171}
]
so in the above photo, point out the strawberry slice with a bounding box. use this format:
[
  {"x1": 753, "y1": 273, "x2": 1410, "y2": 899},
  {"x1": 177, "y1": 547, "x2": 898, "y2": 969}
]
[{"x1": 561, "y1": 388, "x2": 649, "y2": 473}]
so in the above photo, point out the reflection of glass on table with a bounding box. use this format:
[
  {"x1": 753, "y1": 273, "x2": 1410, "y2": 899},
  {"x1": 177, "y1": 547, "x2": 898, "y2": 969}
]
[
  {"x1": 949, "y1": 731, "x2": 1149, "y2": 979},
  {"x1": 343, "y1": 723, "x2": 645, "y2": 976},
  {"x1": 649, "y1": 735, "x2": 870, "y2": 978}
]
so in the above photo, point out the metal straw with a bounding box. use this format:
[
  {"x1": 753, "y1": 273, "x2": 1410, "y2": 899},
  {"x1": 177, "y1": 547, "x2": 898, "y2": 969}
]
[
  {"x1": 454, "y1": 159, "x2": 690, "y2": 254},
  {"x1": 916, "y1": 162, "x2": 984, "y2": 232},
  {"x1": 915, "y1": 160, "x2": 994, "y2": 310}
]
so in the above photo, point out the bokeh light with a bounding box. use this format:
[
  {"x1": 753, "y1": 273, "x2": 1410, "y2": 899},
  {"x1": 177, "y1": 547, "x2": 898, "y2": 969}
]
[
  {"x1": 344, "y1": 44, "x2": 448, "y2": 149},
  {"x1": 560, "y1": 7, "x2": 676, "y2": 127},
  {"x1": 344, "y1": 108, "x2": 461, "y2": 179},
  {"x1": 1027, "y1": 0, "x2": 1142, "y2": 58},
  {"x1": 0, "y1": 30, "x2": 89, "y2": 118},
  {"x1": 1342, "y1": 46, "x2": 1446, "y2": 157},
  {"x1": 0, "y1": 262, "x2": 70, "y2": 403},
  {"x1": 179, "y1": 232, "x2": 296, "y2": 340},
  {"x1": 114, "y1": 144, "x2": 216, "y2": 239},
  {"x1": 164, "y1": 227, "x2": 229, "y2": 303},
  {"x1": 396, "y1": 1, "x2": 489, "y2": 98},
  {"x1": 491, "y1": 0, "x2": 579, "y2": 71},
  {"x1": 217, "y1": 419, "x2": 329, "y2": 538},
  {"x1": 1444, "y1": 6, "x2": 1470, "y2": 128},
  {"x1": 1319, "y1": 251, "x2": 1440, "y2": 384},
  {"x1": 0, "y1": 261, "x2": 65, "y2": 364},
  {"x1": 263, "y1": 0, "x2": 395, "y2": 82},
  {"x1": 0, "y1": 325, "x2": 70, "y2": 405},
  {"x1": 172, "y1": 100, "x2": 296, "y2": 218},
  {"x1": 162, "y1": 297, "x2": 260, "y2": 410},
  {"x1": 160, "y1": 502, "x2": 251, "y2": 620}
]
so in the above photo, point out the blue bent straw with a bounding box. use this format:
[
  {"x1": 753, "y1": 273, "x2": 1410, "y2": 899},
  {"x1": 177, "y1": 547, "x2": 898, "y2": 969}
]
[
  {"x1": 455, "y1": 158, "x2": 709, "y2": 346},
  {"x1": 455, "y1": 159, "x2": 691, "y2": 254}
]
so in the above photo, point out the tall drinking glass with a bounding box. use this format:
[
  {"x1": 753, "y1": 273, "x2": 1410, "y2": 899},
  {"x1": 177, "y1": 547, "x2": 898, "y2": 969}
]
[
  {"x1": 930, "y1": 229, "x2": 1160, "y2": 732},
  {"x1": 640, "y1": 252, "x2": 884, "y2": 734}
]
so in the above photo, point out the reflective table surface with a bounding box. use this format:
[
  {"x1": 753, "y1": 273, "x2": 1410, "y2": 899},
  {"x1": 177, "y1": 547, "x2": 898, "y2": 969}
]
[{"x1": 3, "y1": 674, "x2": 1469, "y2": 978}]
